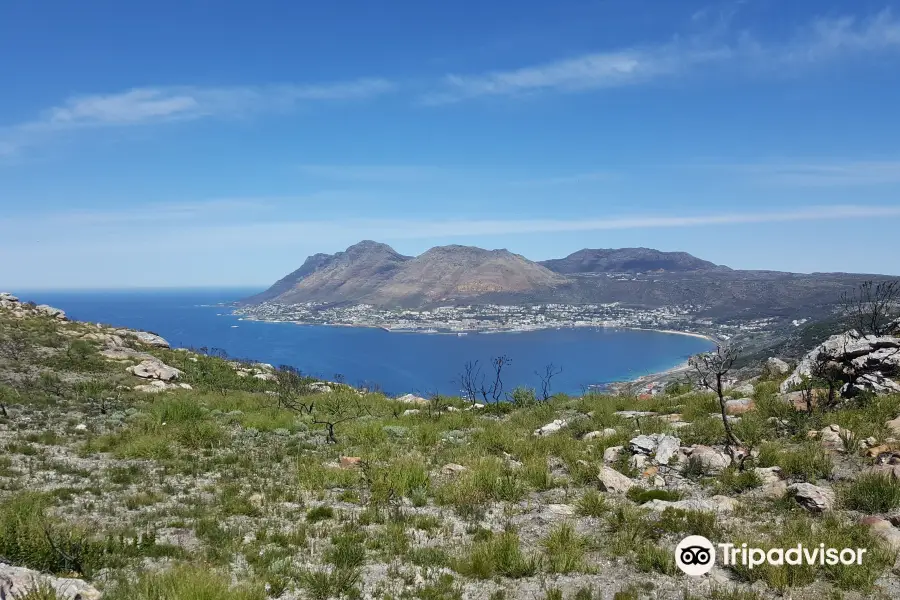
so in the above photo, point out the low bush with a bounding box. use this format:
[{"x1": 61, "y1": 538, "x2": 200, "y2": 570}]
[{"x1": 841, "y1": 472, "x2": 900, "y2": 513}]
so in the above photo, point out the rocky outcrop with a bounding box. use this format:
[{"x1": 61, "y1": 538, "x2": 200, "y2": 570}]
[
  {"x1": 0, "y1": 562, "x2": 100, "y2": 600},
  {"x1": 789, "y1": 482, "x2": 835, "y2": 512},
  {"x1": 134, "y1": 380, "x2": 193, "y2": 393},
  {"x1": 628, "y1": 433, "x2": 681, "y2": 465},
  {"x1": 597, "y1": 466, "x2": 634, "y2": 493},
  {"x1": 535, "y1": 419, "x2": 568, "y2": 436},
  {"x1": 780, "y1": 331, "x2": 900, "y2": 398},
  {"x1": 685, "y1": 445, "x2": 731, "y2": 474},
  {"x1": 131, "y1": 331, "x2": 170, "y2": 348},
  {"x1": 766, "y1": 357, "x2": 791, "y2": 375},
  {"x1": 127, "y1": 359, "x2": 182, "y2": 381}
]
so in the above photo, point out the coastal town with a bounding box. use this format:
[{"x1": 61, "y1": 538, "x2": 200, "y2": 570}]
[{"x1": 231, "y1": 300, "x2": 788, "y2": 341}]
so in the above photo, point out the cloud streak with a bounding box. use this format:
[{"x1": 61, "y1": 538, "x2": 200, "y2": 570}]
[
  {"x1": 1, "y1": 79, "x2": 394, "y2": 154},
  {"x1": 425, "y1": 9, "x2": 900, "y2": 103},
  {"x1": 708, "y1": 160, "x2": 900, "y2": 186}
]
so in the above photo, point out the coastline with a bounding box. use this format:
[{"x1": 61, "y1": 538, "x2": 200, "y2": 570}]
[{"x1": 234, "y1": 312, "x2": 718, "y2": 343}]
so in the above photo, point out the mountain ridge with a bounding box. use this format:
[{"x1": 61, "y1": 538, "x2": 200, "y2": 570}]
[{"x1": 241, "y1": 241, "x2": 895, "y2": 318}]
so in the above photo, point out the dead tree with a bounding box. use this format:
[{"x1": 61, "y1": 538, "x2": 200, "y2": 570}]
[
  {"x1": 480, "y1": 355, "x2": 511, "y2": 402},
  {"x1": 689, "y1": 343, "x2": 743, "y2": 449},
  {"x1": 535, "y1": 363, "x2": 562, "y2": 401},
  {"x1": 311, "y1": 392, "x2": 366, "y2": 444},
  {"x1": 457, "y1": 360, "x2": 483, "y2": 405},
  {"x1": 274, "y1": 365, "x2": 315, "y2": 414},
  {"x1": 841, "y1": 280, "x2": 900, "y2": 336}
]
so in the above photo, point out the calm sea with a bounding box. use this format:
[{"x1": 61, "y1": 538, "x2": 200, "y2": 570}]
[{"x1": 18, "y1": 289, "x2": 713, "y2": 396}]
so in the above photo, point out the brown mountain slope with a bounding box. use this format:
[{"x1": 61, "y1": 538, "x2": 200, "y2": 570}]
[
  {"x1": 254, "y1": 240, "x2": 411, "y2": 305},
  {"x1": 363, "y1": 245, "x2": 568, "y2": 307}
]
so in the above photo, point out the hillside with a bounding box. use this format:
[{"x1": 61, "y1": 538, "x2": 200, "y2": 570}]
[
  {"x1": 539, "y1": 247, "x2": 727, "y2": 274},
  {"x1": 244, "y1": 242, "x2": 893, "y2": 322},
  {"x1": 3, "y1": 292, "x2": 900, "y2": 599},
  {"x1": 245, "y1": 240, "x2": 412, "y2": 305}
]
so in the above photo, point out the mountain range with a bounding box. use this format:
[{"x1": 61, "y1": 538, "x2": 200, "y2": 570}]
[{"x1": 242, "y1": 241, "x2": 887, "y2": 319}]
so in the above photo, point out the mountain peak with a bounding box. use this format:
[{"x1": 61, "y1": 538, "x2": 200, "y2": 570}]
[{"x1": 540, "y1": 247, "x2": 728, "y2": 274}]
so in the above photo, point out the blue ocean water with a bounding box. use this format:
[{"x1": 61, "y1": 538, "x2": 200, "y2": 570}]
[{"x1": 18, "y1": 289, "x2": 714, "y2": 396}]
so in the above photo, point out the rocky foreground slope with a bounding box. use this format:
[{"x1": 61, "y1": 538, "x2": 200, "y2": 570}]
[{"x1": 3, "y1": 292, "x2": 900, "y2": 599}]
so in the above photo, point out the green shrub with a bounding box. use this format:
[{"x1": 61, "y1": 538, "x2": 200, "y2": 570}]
[
  {"x1": 577, "y1": 490, "x2": 609, "y2": 517},
  {"x1": 757, "y1": 443, "x2": 833, "y2": 482},
  {"x1": 626, "y1": 487, "x2": 682, "y2": 504},
  {"x1": 105, "y1": 565, "x2": 266, "y2": 600},
  {"x1": 306, "y1": 505, "x2": 335, "y2": 523},
  {"x1": 453, "y1": 529, "x2": 537, "y2": 579},
  {"x1": 542, "y1": 523, "x2": 587, "y2": 574},
  {"x1": 842, "y1": 472, "x2": 900, "y2": 513}
]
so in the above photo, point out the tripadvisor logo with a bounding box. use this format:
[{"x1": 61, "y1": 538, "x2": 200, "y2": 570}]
[{"x1": 675, "y1": 536, "x2": 869, "y2": 576}]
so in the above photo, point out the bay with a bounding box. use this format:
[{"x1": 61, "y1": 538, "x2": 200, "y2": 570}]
[{"x1": 19, "y1": 289, "x2": 714, "y2": 396}]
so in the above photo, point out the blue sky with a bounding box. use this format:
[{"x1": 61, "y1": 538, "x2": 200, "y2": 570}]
[{"x1": 2, "y1": 0, "x2": 900, "y2": 289}]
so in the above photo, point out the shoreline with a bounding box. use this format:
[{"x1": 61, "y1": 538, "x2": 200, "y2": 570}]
[{"x1": 234, "y1": 313, "x2": 718, "y2": 343}]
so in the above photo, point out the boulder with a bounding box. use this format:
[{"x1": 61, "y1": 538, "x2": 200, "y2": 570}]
[
  {"x1": 629, "y1": 434, "x2": 658, "y2": 455},
  {"x1": 758, "y1": 480, "x2": 788, "y2": 500},
  {"x1": 655, "y1": 435, "x2": 681, "y2": 465},
  {"x1": 308, "y1": 382, "x2": 333, "y2": 393},
  {"x1": 687, "y1": 445, "x2": 731, "y2": 474},
  {"x1": 133, "y1": 380, "x2": 190, "y2": 393},
  {"x1": 402, "y1": 409, "x2": 420, "y2": 416},
  {"x1": 862, "y1": 517, "x2": 900, "y2": 552},
  {"x1": 753, "y1": 466, "x2": 782, "y2": 485},
  {"x1": 780, "y1": 331, "x2": 900, "y2": 396},
  {"x1": 0, "y1": 292, "x2": 18, "y2": 302},
  {"x1": 729, "y1": 382, "x2": 755, "y2": 397},
  {"x1": 131, "y1": 331, "x2": 170, "y2": 348},
  {"x1": 614, "y1": 410, "x2": 658, "y2": 419},
  {"x1": 583, "y1": 428, "x2": 617, "y2": 441},
  {"x1": 643, "y1": 496, "x2": 738, "y2": 514},
  {"x1": 396, "y1": 393, "x2": 428, "y2": 406},
  {"x1": 603, "y1": 446, "x2": 623, "y2": 464},
  {"x1": 887, "y1": 416, "x2": 900, "y2": 437},
  {"x1": 766, "y1": 357, "x2": 791, "y2": 375},
  {"x1": 819, "y1": 424, "x2": 849, "y2": 452},
  {"x1": 627, "y1": 433, "x2": 681, "y2": 465},
  {"x1": 724, "y1": 398, "x2": 755, "y2": 415},
  {"x1": 127, "y1": 359, "x2": 182, "y2": 381},
  {"x1": 789, "y1": 483, "x2": 834, "y2": 512},
  {"x1": 34, "y1": 304, "x2": 66, "y2": 319},
  {"x1": 440, "y1": 463, "x2": 468, "y2": 477},
  {"x1": 597, "y1": 466, "x2": 634, "y2": 493},
  {"x1": 253, "y1": 373, "x2": 276, "y2": 381},
  {"x1": 534, "y1": 419, "x2": 568, "y2": 436},
  {"x1": 843, "y1": 372, "x2": 900, "y2": 397},
  {"x1": 0, "y1": 562, "x2": 100, "y2": 600}
]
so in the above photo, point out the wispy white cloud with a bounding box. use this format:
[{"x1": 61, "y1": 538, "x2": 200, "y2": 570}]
[
  {"x1": 424, "y1": 9, "x2": 900, "y2": 103},
  {"x1": 710, "y1": 160, "x2": 900, "y2": 186},
  {"x1": 1, "y1": 79, "x2": 394, "y2": 155},
  {"x1": 5, "y1": 203, "x2": 899, "y2": 250}
]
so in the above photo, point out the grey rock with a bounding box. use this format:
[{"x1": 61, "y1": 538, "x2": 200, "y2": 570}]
[
  {"x1": 789, "y1": 482, "x2": 835, "y2": 512},
  {"x1": 583, "y1": 428, "x2": 617, "y2": 440},
  {"x1": 730, "y1": 382, "x2": 755, "y2": 396},
  {"x1": 597, "y1": 466, "x2": 634, "y2": 493},
  {"x1": 629, "y1": 434, "x2": 659, "y2": 455},
  {"x1": 127, "y1": 359, "x2": 182, "y2": 381},
  {"x1": 753, "y1": 466, "x2": 782, "y2": 485},
  {"x1": 35, "y1": 304, "x2": 66, "y2": 319},
  {"x1": 603, "y1": 446, "x2": 623, "y2": 464},
  {"x1": 687, "y1": 445, "x2": 731, "y2": 474},
  {"x1": 534, "y1": 419, "x2": 568, "y2": 436},
  {"x1": 643, "y1": 496, "x2": 738, "y2": 513},
  {"x1": 0, "y1": 562, "x2": 100, "y2": 599},
  {"x1": 396, "y1": 393, "x2": 428, "y2": 405},
  {"x1": 655, "y1": 434, "x2": 681, "y2": 465},
  {"x1": 131, "y1": 330, "x2": 170, "y2": 348},
  {"x1": 766, "y1": 357, "x2": 790, "y2": 375}
]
